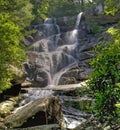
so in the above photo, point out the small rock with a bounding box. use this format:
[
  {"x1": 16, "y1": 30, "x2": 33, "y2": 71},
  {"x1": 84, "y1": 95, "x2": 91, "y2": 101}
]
[
  {"x1": 104, "y1": 126, "x2": 111, "y2": 130},
  {"x1": 0, "y1": 122, "x2": 7, "y2": 129}
]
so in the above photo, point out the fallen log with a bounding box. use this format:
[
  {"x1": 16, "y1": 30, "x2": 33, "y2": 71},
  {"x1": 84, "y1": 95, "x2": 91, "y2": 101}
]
[
  {"x1": 45, "y1": 81, "x2": 87, "y2": 91},
  {"x1": 4, "y1": 96, "x2": 63, "y2": 129}
]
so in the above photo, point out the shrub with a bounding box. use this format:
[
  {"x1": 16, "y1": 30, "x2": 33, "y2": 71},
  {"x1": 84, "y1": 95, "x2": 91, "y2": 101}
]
[{"x1": 88, "y1": 39, "x2": 120, "y2": 126}]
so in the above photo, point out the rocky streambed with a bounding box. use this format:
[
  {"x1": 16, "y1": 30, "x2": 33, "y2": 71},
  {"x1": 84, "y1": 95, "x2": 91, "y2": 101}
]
[{"x1": 0, "y1": 82, "x2": 108, "y2": 130}]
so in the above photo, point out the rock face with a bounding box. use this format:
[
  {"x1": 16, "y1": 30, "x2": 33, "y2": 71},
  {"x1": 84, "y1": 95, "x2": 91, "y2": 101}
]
[
  {"x1": 4, "y1": 96, "x2": 63, "y2": 129},
  {"x1": 59, "y1": 63, "x2": 92, "y2": 85},
  {"x1": 24, "y1": 11, "x2": 109, "y2": 87},
  {"x1": 23, "y1": 12, "x2": 91, "y2": 87}
]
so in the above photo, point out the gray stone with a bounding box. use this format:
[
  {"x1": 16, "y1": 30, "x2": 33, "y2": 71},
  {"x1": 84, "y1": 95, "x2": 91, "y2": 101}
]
[{"x1": 0, "y1": 122, "x2": 7, "y2": 129}]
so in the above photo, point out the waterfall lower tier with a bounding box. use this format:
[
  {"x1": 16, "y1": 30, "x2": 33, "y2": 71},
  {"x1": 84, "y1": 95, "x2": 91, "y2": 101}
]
[{"x1": 18, "y1": 82, "x2": 93, "y2": 129}]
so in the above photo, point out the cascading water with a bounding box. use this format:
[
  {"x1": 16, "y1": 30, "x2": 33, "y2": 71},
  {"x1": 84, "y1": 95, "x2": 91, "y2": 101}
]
[
  {"x1": 19, "y1": 12, "x2": 91, "y2": 129},
  {"x1": 25, "y1": 12, "x2": 84, "y2": 87}
]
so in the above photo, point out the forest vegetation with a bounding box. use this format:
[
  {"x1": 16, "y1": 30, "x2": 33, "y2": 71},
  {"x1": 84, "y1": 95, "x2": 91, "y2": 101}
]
[{"x1": 88, "y1": 0, "x2": 120, "y2": 126}]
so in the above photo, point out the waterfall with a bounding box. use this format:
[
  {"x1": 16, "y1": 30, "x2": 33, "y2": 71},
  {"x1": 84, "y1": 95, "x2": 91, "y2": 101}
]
[
  {"x1": 19, "y1": 13, "x2": 90, "y2": 130},
  {"x1": 25, "y1": 12, "x2": 84, "y2": 87},
  {"x1": 76, "y1": 12, "x2": 83, "y2": 29}
]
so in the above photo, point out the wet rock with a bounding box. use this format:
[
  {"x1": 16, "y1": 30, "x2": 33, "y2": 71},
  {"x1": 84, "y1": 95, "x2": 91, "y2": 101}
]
[
  {"x1": 0, "y1": 122, "x2": 7, "y2": 129},
  {"x1": 59, "y1": 68, "x2": 79, "y2": 85},
  {"x1": 74, "y1": 117, "x2": 103, "y2": 130},
  {"x1": 24, "y1": 36, "x2": 35, "y2": 46},
  {"x1": 4, "y1": 96, "x2": 63, "y2": 129},
  {"x1": 33, "y1": 71, "x2": 49, "y2": 87},
  {"x1": 23, "y1": 66, "x2": 48, "y2": 88},
  {"x1": 60, "y1": 95, "x2": 94, "y2": 112},
  {"x1": 78, "y1": 68, "x2": 92, "y2": 81},
  {"x1": 78, "y1": 51, "x2": 95, "y2": 61},
  {"x1": 33, "y1": 31, "x2": 45, "y2": 41},
  {"x1": 59, "y1": 64, "x2": 91, "y2": 84}
]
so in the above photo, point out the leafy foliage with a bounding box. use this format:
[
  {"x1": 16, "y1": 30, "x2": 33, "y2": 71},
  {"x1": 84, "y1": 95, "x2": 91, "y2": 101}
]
[
  {"x1": 0, "y1": 0, "x2": 34, "y2": 29},
  {"x1": 88, "y1": 21, "x2": 120, "y2": 127},
  {"x1": 104, "y1": 0, "x2": 120, "y2": 15},
  {"x1": 89, "y1": 41, "x2": 120, "y2": 115},
  {"x1": 0, "y1": 14, "x2": 26, "y2": 92},
  {"x1": 0, "y1": 0, "x2": 34, "y2": 92},
  {"x1": 34, "y1": 0, "x2": 80, "y2": 19},
  {"x1": 87, "y1": 1, "x2": 120, "y2": 126},
  {"x1": 94, "y1": 0, "x2": 120, "y2": 15}
]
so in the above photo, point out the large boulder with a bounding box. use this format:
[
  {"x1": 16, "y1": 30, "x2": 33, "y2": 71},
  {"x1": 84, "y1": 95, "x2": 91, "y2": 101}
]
[
  {"x1": 4, "y1": 96, "x2": 63, "y2": 129},
  {"x1": 59, "y1": 63, "x2": 92, "y2": 85}
]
